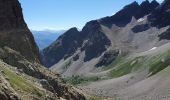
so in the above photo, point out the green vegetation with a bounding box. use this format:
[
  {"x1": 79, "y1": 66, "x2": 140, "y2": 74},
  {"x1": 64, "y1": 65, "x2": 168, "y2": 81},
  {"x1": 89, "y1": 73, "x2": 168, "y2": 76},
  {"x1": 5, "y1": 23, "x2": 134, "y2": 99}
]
[
  {"x1": 109, "y1": 56, "x2": 145, "y2": 78},
  {"x1": 89, "y1": 95, "x2": 115, "y2": 100},
  {"x1": 62, "y1": 49, "x2": 170, "y2": 86},
  {"x1": 0, "y1": 63, "x2": 45, "y2": 97},
  {"x1": 148, "y1": 50, "x2": 170, "y2": 76},
  {"x1": 64, "y1": 75, "x2": 100, "y2": 85},
  {"x1": 63, "y1": 49, "x2": 170, "y2": 85},
  {"x1": 108, "y1": 49, "x2": 170, "y2": 78}
]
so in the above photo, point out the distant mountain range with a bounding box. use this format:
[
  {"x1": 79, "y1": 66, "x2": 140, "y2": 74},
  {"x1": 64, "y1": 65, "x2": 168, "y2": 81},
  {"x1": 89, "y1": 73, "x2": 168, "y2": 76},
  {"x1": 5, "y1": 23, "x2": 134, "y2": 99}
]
[{"x1": 32, "y1": 30, "x2": 65, "y2": 50}]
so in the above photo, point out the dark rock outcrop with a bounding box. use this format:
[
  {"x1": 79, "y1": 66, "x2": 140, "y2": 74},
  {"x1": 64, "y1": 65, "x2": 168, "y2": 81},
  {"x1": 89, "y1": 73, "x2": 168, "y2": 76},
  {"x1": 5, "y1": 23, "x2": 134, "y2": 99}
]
[
  {"x1": 99, "y1": 1, "x2": 141, "y2": 27},
  {"x1": 42, "y1": 20, "x2": 111, "y2": 67},
  {"x1": 148, "y1": 0, "x2": 170, "y2": 28},
  {"x1": 159, "y1": 27, "x2": 170, "y2": 40},
  {"x1": 132, "y1": 24, "x2": 150, "y2": 33},
  {"x1": 96, "y1": 50, "x2": 119, "y2": 67},
  {"x1": 81, "y1": 20, "x2": 111, "y2": 62},
  {"x1": 150, "y1": 0, "x2": 160, "y2": 9},
  {"x1": 42, "y1": 27, "x2": 83, "y2": 67},
  {"x1": 0, "y1": 0, "x2": 40, "y2": 63},
  {"x1": 99, "y1": 0, "x2": 159, "y2": 27}
]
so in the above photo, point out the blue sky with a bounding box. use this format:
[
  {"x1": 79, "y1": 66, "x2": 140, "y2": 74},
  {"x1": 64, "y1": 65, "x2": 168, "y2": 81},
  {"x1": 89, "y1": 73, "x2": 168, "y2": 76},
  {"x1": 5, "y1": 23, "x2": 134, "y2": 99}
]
[{"x1": 19, "y1": 0, "x2": 163, "y2": 31}]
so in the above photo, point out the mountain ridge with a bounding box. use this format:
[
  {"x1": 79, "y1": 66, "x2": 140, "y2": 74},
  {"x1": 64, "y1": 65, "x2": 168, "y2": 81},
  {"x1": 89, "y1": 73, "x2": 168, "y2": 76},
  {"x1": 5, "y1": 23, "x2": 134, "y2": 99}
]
[{"x1": 42, "y1": 0, "x2": 160, "y2": 68}]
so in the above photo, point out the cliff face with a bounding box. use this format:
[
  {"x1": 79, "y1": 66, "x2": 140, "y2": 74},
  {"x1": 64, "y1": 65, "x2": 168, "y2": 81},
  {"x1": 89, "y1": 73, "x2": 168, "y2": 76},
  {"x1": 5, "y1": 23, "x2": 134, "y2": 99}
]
[
  {"x1": 0, "y1": 0, "x2": 40, "y2": 63},
  {"x1": 42, "y1": 28, "x2": 83, "y2": 67}
]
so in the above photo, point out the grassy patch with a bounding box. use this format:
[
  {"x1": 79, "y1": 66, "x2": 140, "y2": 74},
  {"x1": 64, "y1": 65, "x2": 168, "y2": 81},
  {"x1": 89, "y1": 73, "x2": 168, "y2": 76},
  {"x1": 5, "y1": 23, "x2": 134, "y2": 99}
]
[
  {"x1": 108, "y1": 49, "x2": 170, "y2": 78},
  {"x1": 108, "y1": 56, "x2": 145, "y2": 78},
  {"x1": 89, "y1": 95, "x2": 115, "y2": 100},
  {"x1": 0, "y1": 64, "x2": 44, "y2": 96},
  {"x1": 64, "y1": 75, "x2": 100, "y2": 85},
  {"x1": 148, "y1": 50, "x2": 170, "y2": 76}
]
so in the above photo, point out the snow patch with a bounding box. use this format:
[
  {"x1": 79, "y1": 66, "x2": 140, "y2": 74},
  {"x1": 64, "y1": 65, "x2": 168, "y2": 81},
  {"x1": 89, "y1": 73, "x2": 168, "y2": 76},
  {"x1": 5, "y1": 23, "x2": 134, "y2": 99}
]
[
  {"x1": 137, "y1": 18, "x2": 145, "y2": 22},
  {"x1": 149, "y1": 47, "x2": 157, "y2": 51}
]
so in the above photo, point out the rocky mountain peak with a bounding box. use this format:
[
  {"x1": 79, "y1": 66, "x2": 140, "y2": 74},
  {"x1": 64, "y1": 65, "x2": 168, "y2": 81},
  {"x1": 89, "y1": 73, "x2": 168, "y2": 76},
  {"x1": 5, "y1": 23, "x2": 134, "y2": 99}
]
[
  {"x1": 126, "y1": 1, "x2": 139, "y2": 8},
  {"x1": 138, "y1": 0, "x2": 159, "y2": 19},
  {"x1": 150, "y1": 0, "x2": 160, "y2": 9},
  {"x1": 64, "y1": 27, "x2": 78, "y2": 33},
  {"x1": 111, "y1": 1, "x2": 140, "y2": 20},
  {"x1": 162, "y1": 0, "x2": 170, "y2": 10},
  {"x1": 99, "y1": 1, "x2": 141, "y2": 27},
  {"x1": 148, "y1": 0, "x2": 170, "y2": 28},
  {"x1": 81, "y1": 20, "x2": 101, "y2": 37},
  {"x1": 140, "y1": 0, "x2": 150, "y2": 8}
]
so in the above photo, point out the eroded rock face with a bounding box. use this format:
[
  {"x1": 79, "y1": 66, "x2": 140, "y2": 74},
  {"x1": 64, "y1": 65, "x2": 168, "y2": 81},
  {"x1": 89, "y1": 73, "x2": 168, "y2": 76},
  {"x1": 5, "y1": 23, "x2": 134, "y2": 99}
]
[
  {"x1": 159, "y1": 27, "x2": 170, "y2": 40},
  {"x1": 42, "y1": 27, "x2": 83, "y2": 67},
  {"x1": 81, "y1": 20, "x2": 111, "y2": 62},
  {"x1": 42, "y1": 20, "x2": 111, "y2": 67},
  {"x1": 95, "y1": 50, "x2": 119, "y2": 67},
  {"x1": 0, "y1": 0, "x2": 40, "y2": 63}
]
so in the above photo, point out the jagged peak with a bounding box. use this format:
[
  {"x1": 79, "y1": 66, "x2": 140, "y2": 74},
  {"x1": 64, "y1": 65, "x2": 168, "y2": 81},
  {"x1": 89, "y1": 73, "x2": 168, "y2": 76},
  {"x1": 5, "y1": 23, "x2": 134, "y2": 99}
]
[
  {"x1": 84, "y1": 20, "x2": 99, "y2": 26},
  {"x1": 67, "y1": 27, "x2": 79, "y2": 32},
  {"x1": 61, "y1": 27, "x2": 80, "y2": 37},
  {"x1": 140, "y1": 0, "x2": 160, "y2": 8},
  {"x1": 123, "y1": 1, "x2": 140, "y2": 9},
  {"x1": 151, "y1": 0, "x2": 159, "y2": 3},
  {"x1": 113, "y1": 1, "x2": 140, "y2": 17},
  {"x1": 131, "y1": 1, "x2": 139, "y2": 5},
  {"x1": 150, "y1": 0, "x2": 160, "y2": 7},
  {"x1": 140, "y1": 0, "x2": 150, "y2": 9},
  {"x1": 140, "y1": 0, "x2": 150, "y2": 6},
  {"x1": 82, "y1": 20, "x2": 100, "y2": 31},
  {"x1": 140, "y1": 0, "x2": 150, "y2": 5}
]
